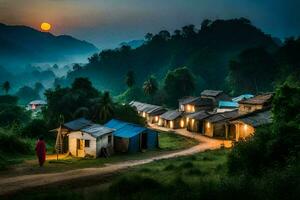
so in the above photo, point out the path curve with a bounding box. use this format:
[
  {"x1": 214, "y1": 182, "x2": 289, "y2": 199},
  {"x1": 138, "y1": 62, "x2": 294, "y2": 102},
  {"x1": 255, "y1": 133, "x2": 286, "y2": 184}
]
[{"x1": 0, "y1": 125, "x2": 232, "y2": 195}]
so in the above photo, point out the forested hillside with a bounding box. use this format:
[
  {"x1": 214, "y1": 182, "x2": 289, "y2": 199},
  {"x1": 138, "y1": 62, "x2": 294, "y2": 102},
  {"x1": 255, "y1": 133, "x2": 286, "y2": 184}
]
[{"x1": 58, "y1": 18, "x2": 278, "y2": 95}]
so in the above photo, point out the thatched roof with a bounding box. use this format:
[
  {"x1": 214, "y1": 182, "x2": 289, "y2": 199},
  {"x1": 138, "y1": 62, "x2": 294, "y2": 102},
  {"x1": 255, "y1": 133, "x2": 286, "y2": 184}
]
[{"x1": 160, "y1": 110, "x2": 183, "y2": 120}]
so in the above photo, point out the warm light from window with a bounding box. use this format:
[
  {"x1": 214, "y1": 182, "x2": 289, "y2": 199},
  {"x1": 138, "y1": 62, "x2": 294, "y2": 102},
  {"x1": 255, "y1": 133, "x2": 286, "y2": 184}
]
[
  {"x1": 191, "y1": 119, "x2": 195, "y2": 125},
  {"x1": 186, "y1": 117, "x2": 189, "y2": 123},
  {"x1": 170, "y1": 121, "x2": 174, "y2": 129},
  {"x1": 155, "y1": 116, "x2": 159, "y2": 122},
  {"x1": 142, "y1": 112, "x2": 146, "y2": 118},
  {"x1": 206, "y1": 122, "x2": 210, "y2": 128},
  {"x1": 180, "y1": 120, "x2": 184, "y2": 128},
  {"x1": 244, "y1": 124, "x2": 248, "y2": 131}
]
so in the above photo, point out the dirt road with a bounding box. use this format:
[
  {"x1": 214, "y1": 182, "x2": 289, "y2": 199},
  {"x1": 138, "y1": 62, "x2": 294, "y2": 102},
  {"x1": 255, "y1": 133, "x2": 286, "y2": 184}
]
[{"x1": 0, "y1": 126, "x2": 232, "y2": 196}]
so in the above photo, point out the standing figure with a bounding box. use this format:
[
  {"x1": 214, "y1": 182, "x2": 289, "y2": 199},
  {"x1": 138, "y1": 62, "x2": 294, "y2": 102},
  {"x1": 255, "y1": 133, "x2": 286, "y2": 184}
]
[{"x1": 35, "y1": 135, "x2": 46, "y2": 167}]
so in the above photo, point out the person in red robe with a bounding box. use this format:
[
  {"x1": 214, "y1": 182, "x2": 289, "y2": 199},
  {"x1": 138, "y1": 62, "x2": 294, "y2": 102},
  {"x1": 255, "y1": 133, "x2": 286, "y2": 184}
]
[{"x1": 35, "y1": 135, "x2": 46, "y2": 167}]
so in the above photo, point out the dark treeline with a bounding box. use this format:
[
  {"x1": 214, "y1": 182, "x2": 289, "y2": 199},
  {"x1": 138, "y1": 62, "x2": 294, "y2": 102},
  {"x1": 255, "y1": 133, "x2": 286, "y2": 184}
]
[{"x1": 57, "y1": 18, "x2": 277, "y2": 97}]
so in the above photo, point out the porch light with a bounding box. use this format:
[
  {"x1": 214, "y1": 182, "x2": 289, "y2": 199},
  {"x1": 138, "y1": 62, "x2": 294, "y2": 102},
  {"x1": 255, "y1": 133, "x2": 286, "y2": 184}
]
[
  {"x1": 206, "y1": 122, "x2": 210, "y2": 128},
  {"x1": 170, "y1": 121, "x2": 174, "y2": 129},
  {"x1": 180, "y1": 120, "x2": 184, "y2": 128},
  {"x1": 244, "y1": 124, "x2": 248, "y2": 131},
  {"x1": 155, "y1": 116, "x2": 159, "y2": 122},
  {"x1": 142, "y1": 112, "x2": 146, "y2": 118},
  {"x1": 186, "y1": 117, "x2": 189, "y2": 123}
]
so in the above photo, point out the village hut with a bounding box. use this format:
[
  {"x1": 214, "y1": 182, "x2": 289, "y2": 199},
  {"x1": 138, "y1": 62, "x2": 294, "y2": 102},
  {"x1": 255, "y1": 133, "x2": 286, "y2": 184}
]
[
  {"x1": 27, "y1": 100, "x2": 47, "y2": 111},
  {"x1": 159, "y1": 110, "x2": 185, "y2": 129},
  {"x1": 229, "y1": 109, "x2": 272, "y2": 141},
  {"x1": 105, "y1": 119, "x2": 158, "y2": 153},
  {"x1": 68, "y1": 124, "x2": 114, "y2": 158},
  {"x1": 238, "y1": 93, "x2": 273, "y2": 114},
  {"x1": 203, "y1": 110, "x2": 239, "y2": 138},
  {"x1": 186, "y1": 111, "x2": 211, "y2": 133},
  {"x1": 201, "y1": 90, "x2": 231, "y2": 106},
  {"x1": 130, "y1": 101, "x2": 166, "y2": 124},
  {"x1": 179, "y1": 97, "x2": 214, "y2": 113},
  {"x1": 232, "y1": 94, "x2": 254, "y2": 102}
]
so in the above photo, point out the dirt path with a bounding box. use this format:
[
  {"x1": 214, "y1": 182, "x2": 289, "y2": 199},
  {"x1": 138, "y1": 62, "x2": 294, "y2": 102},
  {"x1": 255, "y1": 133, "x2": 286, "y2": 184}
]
[{"x1": 0, "y1": 126, "x2": 232, "y2": 196}]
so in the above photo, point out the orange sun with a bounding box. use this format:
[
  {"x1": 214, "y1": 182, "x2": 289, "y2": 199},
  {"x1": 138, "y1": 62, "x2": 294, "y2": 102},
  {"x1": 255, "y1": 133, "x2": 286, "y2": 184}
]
[{"x1": 40, "y1": 22, "x2": 51, "y2": 32}]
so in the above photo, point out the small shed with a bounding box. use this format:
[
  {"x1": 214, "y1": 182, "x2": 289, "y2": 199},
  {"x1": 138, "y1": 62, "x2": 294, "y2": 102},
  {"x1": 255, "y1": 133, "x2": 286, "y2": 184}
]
[
  {"x1": 186, "y1": 111, "x2": 211, "y2": 133},
  {"x1": 159, "y1": 110, "x2": 185, "y2": 129},
  {"x1": 105, "y1": 119, "x2": 158, "y2": 153},
  {"x1": 229, "y1": 109, "x2": 272, "y2": 141},
  {"x1": 179, "y1": 97, "x2": 214, "y2": 113},
  {"x1": 203, "y1": 110, "x2": 239, "y2": 138},
  {"x1": 27, "y1": 100, "x2": 47, "y2": 111},
  {"x1": 68, "y1": 124, "x2": 114, "y2": 158}
]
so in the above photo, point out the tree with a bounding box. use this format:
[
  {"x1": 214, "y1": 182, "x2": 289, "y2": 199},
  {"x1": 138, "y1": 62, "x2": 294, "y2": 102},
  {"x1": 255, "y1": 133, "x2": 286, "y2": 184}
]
[
  {"x1": 201, "y1": 19, "x2": 211, "y2": 31},
  {"x1": 34, "y1": 82, "x2": 45, "y2": 94},
  {"x1": 164, "y1": 67, "x2": 195, "y2": 107},
  {"x1": 145, "y1": 33, "x2": 153, "y2": 42},
  {"x1": 182, "y1": 25, "x2": 196, "y2": 38},
  {"x1": 71, "y1": 77, "x2": 99, "y2": 98},
  {"x1": 93, "y1": 91, "x2": 114, "y2": 123},
  {"x1": 125, "y1": 70, "x2": 135, "y2": 88},
  {"x1": 2, "y1": 81, "x2": 10, "y2": 94},
  {"x1": 53, "y1": 64, "x2": 59, "y2": 70},
  {"x1": 158, "y1": 30, "x2": 171, "y2": 40},
  {"x1": 16, "y1": 86, "x2": 40, "y2": 105},
  {"x1": 143, "y1": 75, "x2": 158, "y2": 100}
]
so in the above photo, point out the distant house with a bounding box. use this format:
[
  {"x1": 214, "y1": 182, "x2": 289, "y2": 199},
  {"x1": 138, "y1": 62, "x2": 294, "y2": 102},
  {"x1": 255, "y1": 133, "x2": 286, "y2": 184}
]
[
  {"x1": 130, "y1": 101, "x2": 167, "y2": 124},
  {"x1": 58, "y1": 118, "x2": 114, "y2": 158},
  {"x1": 186, "y1": 111, "x2": 211, "y2": 133},
  {"x1": 27, "y1": 100, "x2": 47, "y2": 111},
  {"x1": 229, "y1": 109, "x2": 272, "y2": 141},
  {"x1": 159, "y1": 110, "x2": 185, "y2": 129},
  {"x1": 105, "y1": 119, "x2": 158, "y2": 153},
  {"x1": 203, "y1": 110, "x2": 239, "y2": 138},
  {"x1": 179, "y1": 97, "x2": 214, "y2": 113},
  {"x1": 238, "y1": 93, "x2": 273, "y2": 114},
  {"x1": 201, "y1": 90, "x2": 231, "y2": 106}
]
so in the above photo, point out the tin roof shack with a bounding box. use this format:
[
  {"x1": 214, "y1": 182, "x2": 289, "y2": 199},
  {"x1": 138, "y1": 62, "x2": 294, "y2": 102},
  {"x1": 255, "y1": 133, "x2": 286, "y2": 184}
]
[
  {"x1": 201, "y1": 90, "x2": 231, "y2": 106},
  {"x1": 179, "y1": 97, "x2": 214, "y2": 113},
  {"x1": 186, "y1": 111, "x2": 211, "y2": 133},
  {"x1": 130, "y1": 101, "x2": 166, "y2": 124},
  {"x1": 203, "y1": 110, "x2": 239, "y2": 138},
  {"x1": 238, "y1": 93, "x2": 273, "y2": 115},
  {"x1": 68, "y1": 124, "x2": 114, "y2": 158},
  {"x1": 27, "y1": 100, "x2": 47, "y2": 111},
  {"x1": 159, "y1": 110, "x2": 185, "y2": 129},
  {"x1": 229, "y1": 109, "x2": 272, "y2": 141},
  {"x1": 105, "y1": 119, "x2": 158, "y2": 153},
  {"x1": 54, "y1": 118, "x2": 114, "y2": 157}
]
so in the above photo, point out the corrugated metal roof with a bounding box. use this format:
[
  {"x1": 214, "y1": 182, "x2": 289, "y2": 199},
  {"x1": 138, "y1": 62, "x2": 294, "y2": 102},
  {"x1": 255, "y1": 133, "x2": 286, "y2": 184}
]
[
  {"x1": 105, "y1": 119, "x2": 146, "y2": 138},
  {"x1": 160, "y1": 110, "x2": 183, "y2": 120},
  {"x1": 179, "y1": 97, "x2": 213, "y2": 106},
  {"x1": 206, "y1": 110, "x2": 239, "y2": 123},
  {"x1": 63, "y1": 118, "x2": 93, "y2": 131},
  {"x1": 219, "y1": 101, "x2": 238, "y2": 108},
  {"x1": 201, "y1": 90, "x2": 223, "y2": 97},
  {"x1": 81, "y1": 124, "x2": 114, "y2": 138},
  {"x1": 231, "y1": 109, "x2": 272, "y2": 127},
  {"x1": 186, "y1": 110, "x2": 210, "y2": 120},
  {"x1": 29, "y1": 100, "x2": 47, "y2": 105},
  {"x1": 130, "y1": 101, "x2": 165, "y2": 115},
  {"x1": 232, "y1": 94, "x2": 254, "y2": 102}
]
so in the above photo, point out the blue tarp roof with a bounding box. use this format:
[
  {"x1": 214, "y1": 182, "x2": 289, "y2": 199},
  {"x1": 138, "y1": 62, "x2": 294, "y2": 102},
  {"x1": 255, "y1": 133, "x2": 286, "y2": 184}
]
[
  {"x1": 105, "y1": 119, "x2": 147, "y2": 139},
  {"x1": 219, "y1": 101, "x2": 238, "y2": 108}
]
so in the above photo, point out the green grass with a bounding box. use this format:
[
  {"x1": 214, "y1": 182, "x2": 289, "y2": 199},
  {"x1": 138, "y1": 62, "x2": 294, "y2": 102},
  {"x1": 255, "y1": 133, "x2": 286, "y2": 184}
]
[
  {"x1": 10, "y1": 150, "x2": 229, "y2": 200},
  {"x1": 0, "y1": 131, "x2": 197, "y2": 176}
]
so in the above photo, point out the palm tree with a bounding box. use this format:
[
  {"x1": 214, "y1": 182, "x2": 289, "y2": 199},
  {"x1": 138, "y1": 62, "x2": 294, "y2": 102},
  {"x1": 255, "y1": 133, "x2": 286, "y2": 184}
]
[
  {"x1": 2, "y1": 81, "x2": 10, "y2": 94},
  {"x1": 143, "y1": 76, "x2": 158, "y2": 101},
  {"x1": 125, "y1": 70, "x2": 135, "y2": 88},
  {"x1": 93, "y1": 92, "x2": 114, "y2": 123}
]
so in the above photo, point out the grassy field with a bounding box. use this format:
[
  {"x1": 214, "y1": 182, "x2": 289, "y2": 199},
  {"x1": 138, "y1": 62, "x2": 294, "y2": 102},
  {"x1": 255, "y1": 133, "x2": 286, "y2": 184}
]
[
  {"x1": 0, "y1": 131, "x2": 198, "y2": 177},
  {"x1": 10, "y1": 149, "x2": 229, "y2": 200}
]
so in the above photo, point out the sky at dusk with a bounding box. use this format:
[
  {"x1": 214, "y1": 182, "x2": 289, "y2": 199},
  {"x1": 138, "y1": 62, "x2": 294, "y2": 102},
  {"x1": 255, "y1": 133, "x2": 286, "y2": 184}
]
[{"x1": 0, "y1": 0, "x2": 299, "y2": 49}]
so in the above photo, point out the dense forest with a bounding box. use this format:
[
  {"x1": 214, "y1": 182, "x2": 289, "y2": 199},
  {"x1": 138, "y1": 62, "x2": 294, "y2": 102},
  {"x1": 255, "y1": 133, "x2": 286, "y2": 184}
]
[{"x1": 57, "y1": 18, "x2": 278, "y2": 96}]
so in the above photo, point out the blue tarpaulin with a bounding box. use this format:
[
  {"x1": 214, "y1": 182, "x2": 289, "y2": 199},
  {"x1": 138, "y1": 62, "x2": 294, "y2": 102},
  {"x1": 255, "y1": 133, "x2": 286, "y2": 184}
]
[
  {"x1": 219, "y1": 101, "x2": 238, "y2": 108},
  {"x1": 105, "y1": 119, "x2": 158, "y2": 152}
]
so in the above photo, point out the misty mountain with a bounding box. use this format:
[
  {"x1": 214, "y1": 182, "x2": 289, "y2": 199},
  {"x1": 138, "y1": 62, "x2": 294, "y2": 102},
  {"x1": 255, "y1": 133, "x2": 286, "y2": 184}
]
[
  {"x1": 0, "y1": 23, "x2": 98, "y2": 69},
  {"x1": 58, "y1": 18, "x2": 278, "y2": 95}
]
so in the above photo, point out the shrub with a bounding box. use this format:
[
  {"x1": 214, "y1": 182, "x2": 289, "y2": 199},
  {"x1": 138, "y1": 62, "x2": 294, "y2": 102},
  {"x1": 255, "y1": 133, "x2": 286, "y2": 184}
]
[{"x1": 21, "y1": 119, "x2": 52, "y2": 139}]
